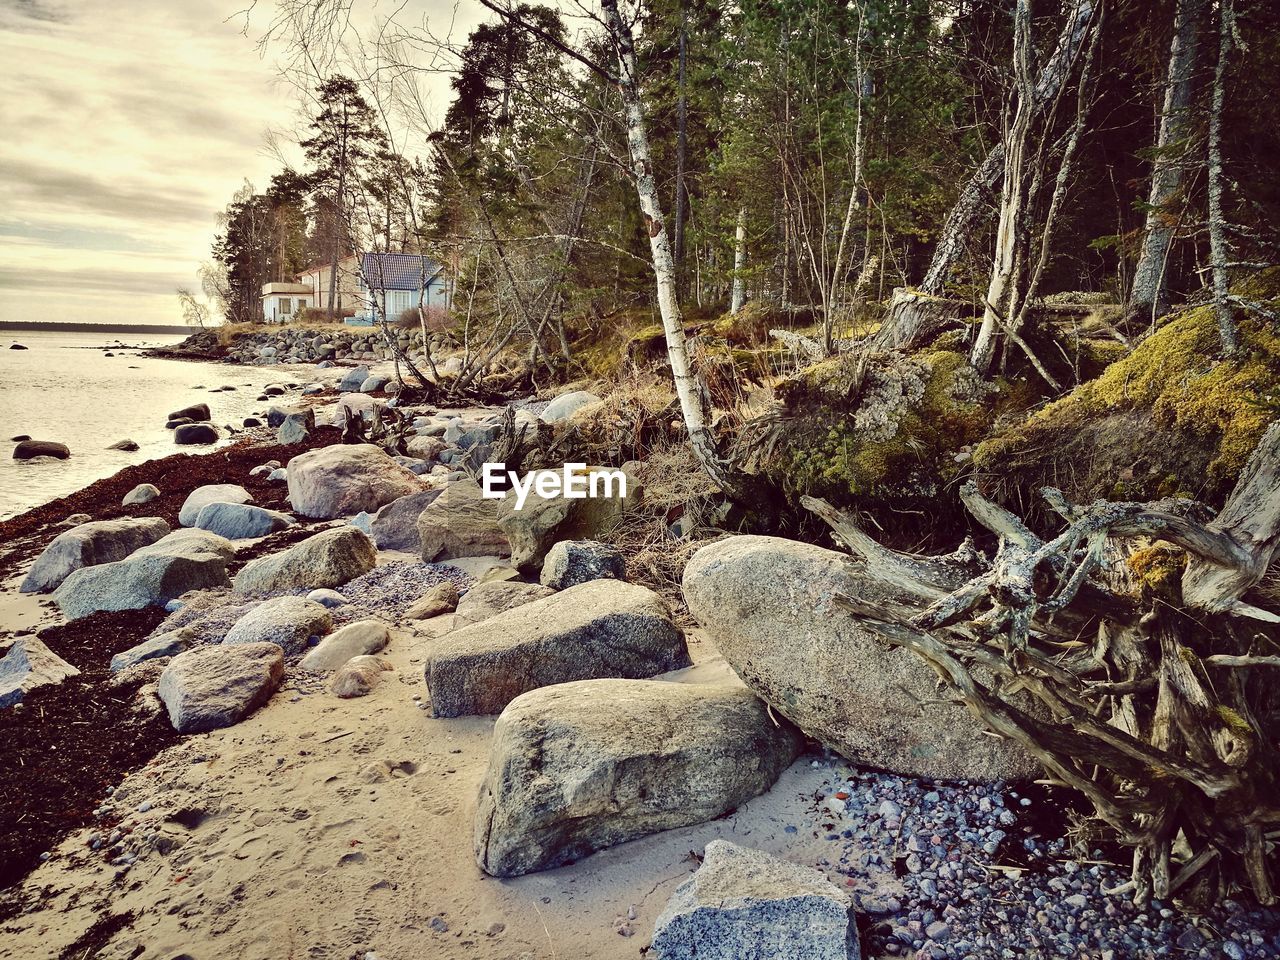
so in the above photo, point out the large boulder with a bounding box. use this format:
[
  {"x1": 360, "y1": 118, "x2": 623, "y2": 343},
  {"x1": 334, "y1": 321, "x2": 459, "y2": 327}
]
[
  {"x1": 109, "y1": 627, "x2": 195, "y2": 673},
  {"x1": 287, "y1": 443, "x2": 423, "y2": 519},
  {"x1": 275, "y1": 407, "x2": 315, "y2": 445},
  {"x1": 168, "y1": 402, "x2": 211, "y2": 422},
  {"x1": 539, "y1": 540, "x2": 626, "y2": 590},
  {"x1": 682, "y1": 536, "x2": 1039, "y2": 781},
  {"x1": 233, "y1": 526, "x2": 376, "y2": 595},
  {"x1": 157, "y1": 642, "x2": 284, "y2": 733},
  {"x1": 223, "y1": 596, "x2": 333, "y2": 656},
  {"x1": 371, "y1": 488, "x2": 443, "y2": 553},
  {"x1": 405, "y1": 435, "x2": 447, "y2": 462},
  {"x1": 417, "y1": 478, "x2": 511, "y2": 561},
  {"x1": 193, "y1": 502, "x2": 295, "y2": 540},
  {"x1": 539, "y1": 389, "x2": 601, "y2": 423},
  {"x1": 651, "y1": 840, "x2": 861, "y2": 960},
  {"x1": 328, "y1": 392, "x2": 378, "y2": 426},
  {"x1": 426, "y1": 580, "x2": 689, "y2": 718},
  {"x1": 53, "y1": 529, "x2": 235, "y2": 620},
  {"x1": 179, "y1": 484, "x2": 252, "y2": 526},
  {"x1": 0, "y1": 638, "x2": 80, "y2": 708},
  {"x1": 496, "y1": 465, "x2": 639, "y2": 569},
  {"x1": 453, "y1": 580, "x2": 554, "y2": 627},
  {"x1": 122, "y1": 483, "x2": 160, "y2": 506},
  {"x1": 20, "y1": 517, "x2": 170, "y2": 593},
  {"x1": 474, "y1": 679, "x2": 804, "y2": 878},
  {"x1": 174, "y1": 423, "x2": 219, "y2": 445},
  {"x1": 13, "y1": 440, "x2": 70, "y2": 460},
  {"x1": 299, "y1": 619, "x2": 390, "y2": 671},
  {"x1": 338, "y1": 365, "x2": 370, "y2": 391}
]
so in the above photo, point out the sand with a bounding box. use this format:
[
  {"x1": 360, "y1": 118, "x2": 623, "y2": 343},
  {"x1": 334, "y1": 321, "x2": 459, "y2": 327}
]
[{"x1": 0, "y1": 613, "x2": 841, "y2": 960}]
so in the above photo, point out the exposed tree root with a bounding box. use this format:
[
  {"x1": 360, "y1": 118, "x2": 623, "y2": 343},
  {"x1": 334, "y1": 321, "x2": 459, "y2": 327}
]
[{"x1": 804, "y1": 420, "x2": 1280, "y2": 907}]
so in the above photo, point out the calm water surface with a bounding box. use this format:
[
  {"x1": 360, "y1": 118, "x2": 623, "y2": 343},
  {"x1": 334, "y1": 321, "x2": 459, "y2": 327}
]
[{"x1": 0, "y1": 330, "x2": 304, "y2": 519}]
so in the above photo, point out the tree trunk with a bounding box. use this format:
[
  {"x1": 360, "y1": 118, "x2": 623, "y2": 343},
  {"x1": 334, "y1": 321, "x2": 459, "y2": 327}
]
[
  {"x1": 673, "y1": 12, "x2": 687, "y2": 284},
  {"x1": 1129, "y1": 0, "x2": 1206, "y2": 325},
  {"x1": 730, "y1": 206, "x2": 748, "y2": 315},
  {"x1": 600, "y1": 0, "x2": 737, "y2": 494},
  {"x1": 1206, "y1": 0, "x2": 1238, "y2": 355}
]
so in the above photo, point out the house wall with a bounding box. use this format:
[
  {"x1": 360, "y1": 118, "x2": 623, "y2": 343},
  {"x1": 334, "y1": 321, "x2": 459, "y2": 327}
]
[
  {"x1": 297, "y1": 259, "x2": 360, "y2": 313},
  {"x1": 262, "y1": 294, "x2": 313, "y2": 323}
]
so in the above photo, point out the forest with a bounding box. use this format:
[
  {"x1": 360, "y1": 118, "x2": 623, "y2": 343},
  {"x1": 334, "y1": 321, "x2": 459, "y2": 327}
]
[{"x1": 195, "y1": 0, "x2": 1280, "y2": 911}]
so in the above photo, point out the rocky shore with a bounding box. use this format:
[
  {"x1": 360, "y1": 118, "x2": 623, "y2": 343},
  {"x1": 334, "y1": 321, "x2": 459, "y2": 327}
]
[{"x1": 1, "y1": 355, "x2": 1277, "y2": 960}]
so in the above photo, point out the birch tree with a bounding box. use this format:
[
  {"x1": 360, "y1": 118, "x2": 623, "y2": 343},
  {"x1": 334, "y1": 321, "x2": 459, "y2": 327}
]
[{"x1": 1206, "y1": 0, "x2": 1239, "y2": 354}]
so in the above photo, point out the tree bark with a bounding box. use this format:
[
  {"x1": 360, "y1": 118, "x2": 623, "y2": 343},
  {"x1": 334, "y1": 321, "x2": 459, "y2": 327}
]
[
  {"x1": 1129, "y1": 0, "x2": 1206, "y2": 325},
  {"x1": 730, "y1": 206, "x2": 748, "y2": 315},
  {"x1": 1206, "y1": 0, "x2": 1239, "y2": 355}
]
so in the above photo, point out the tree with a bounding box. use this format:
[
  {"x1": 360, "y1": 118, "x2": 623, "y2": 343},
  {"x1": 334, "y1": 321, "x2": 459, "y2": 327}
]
[{"x1": 175, "y1": 287, "x2": 209, "y2": 327}]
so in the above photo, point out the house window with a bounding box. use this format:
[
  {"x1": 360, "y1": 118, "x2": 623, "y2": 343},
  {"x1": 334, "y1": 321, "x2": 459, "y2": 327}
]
[{"x1": 280, "y1": 298, "x2": 292, "y2": 314}]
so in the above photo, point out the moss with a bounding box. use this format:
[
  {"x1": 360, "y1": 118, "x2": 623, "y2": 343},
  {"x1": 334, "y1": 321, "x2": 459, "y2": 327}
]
[
  {"x1": 1216, "y1": 705, "x2": 1256, "y2": 741},
  {"x1": 975, "y1": 268, "x2": 1280, "y2": 508},
  {"x1": 1126, "y1": 545, "x2": 1187, "y2": 595}
]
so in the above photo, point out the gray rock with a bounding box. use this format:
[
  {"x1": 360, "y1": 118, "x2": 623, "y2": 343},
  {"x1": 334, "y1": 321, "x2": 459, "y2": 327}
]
[
  {"x1": 474, "y1": 679, "x2": 804, "y2": 878},
  {"x1": 13, "y1": 440, "x2": 70, "y2": 460},
  {"x1": 496, "y1": 466, "x2": 638, "y2": 569},
  {"x1": 267, "y1": 468, "x2": 287, "y2": 482},
  {"x1": 302, "y1": 382, "x2": 325, "y2": 395},
  {"x1": 404, "y1": 580, "x2": 459, "y2": 620},
  {"x1": 193, "y1": 502, "x2": 294, "y2": 540},
  {"x1": 174, "y1": 423, "x2": 219, "y2": 445},
  {"x1": 417, "y1": 478, "x2": 510, "y2": 561},
  {"x1": 107, "y1": 439, "x2": 139, "y2": 451},
  {"x1": 453, "y1": 580, "x2": 554, "y2": 626},
  {"x1": 330, "y1": 655, "x2": 391, "y2": 697},
  {"x1": 20, "y1": 517, "x2": 170, "y2": 593},
  {"x1": 682, "y1": 536, "x2": 1039, "y2": 781},
  {"x1": 338, "y1": 365, "x2": 370, "y2": 391},
  {"x1": 404, "y1": 435, "x2": 447, "y2": 462},
  {"x1": 350, "y1": 511, "x2": 373, "y2": 535},
  {"x1": 539, "y1": 390, "x2": 601, "y2": 423},
  {"x1": 306, "y1": 588, "x2": 348, "y2": 608},
  {"x1": 370, "y1": 488, "x2": 443, "y2": 553},
  {"x1": 53, "y1": 529, "x2": 235, "y2": 620},
  {"x1": 276, "y1": 407, "x2": 315, "y2": 445},
  {"x1": 359, "y1": 374, "x2": 391, "y2": 393},
  {"x1": 539, "y1": 540, "x2": 626, "y2": 590},
  {"x1": 122, "y1": 483, "x2": 160, "y2": 506},
  {"x1": 223, "y1": 596, "x2": 333, "y2": 656},
  {"x1": 109, "y1": 627, "x2": 195, "y2": 673},
  {"x1": 299, "y1": 619, "x2": 390, "y2": 671},
  {"x1": 179, "y1": 484, "x2": 252, "y2": 526},
  {"x1": 286, "y1": 443, "x2": 423, "y2": 520},
  {"x1": 0, "y1": 638, "x2": 80, "y2": 708},
  {"x1": 234, "y1": 527, "x2": 377, "y2": 595},
  {"x1": 266, "y1": 405, "x2": 290, "y2": 428},
  {"x1": 167, "y1": 402, "x2": 210, "y2": 422},
  {"x1": 651, "y1": 840, "x2": 861, "y2": 960},
  {"x1": 157, "y1": 642, "x2": 284, "y2": 733},
  {"x1": 426, "y1": 580, "x2": 689, "y2": 718}
]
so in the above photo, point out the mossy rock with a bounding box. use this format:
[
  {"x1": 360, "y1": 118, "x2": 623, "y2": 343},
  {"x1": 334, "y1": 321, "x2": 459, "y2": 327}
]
[{"x1": 975, "y1": 269, "x2": 1280, "y2": 511}]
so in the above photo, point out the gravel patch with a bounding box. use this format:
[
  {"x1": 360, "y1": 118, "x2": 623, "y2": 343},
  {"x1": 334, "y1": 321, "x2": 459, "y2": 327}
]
[
  {"x1": 794, "y1": 759, "x2": 1279, "y2": 959},
  {"x1": 332, "y1": 560, "x2": 473, "y2": 624},
  {"x1": 509, "y1": 397, "x2": 551, "y2": 416}
]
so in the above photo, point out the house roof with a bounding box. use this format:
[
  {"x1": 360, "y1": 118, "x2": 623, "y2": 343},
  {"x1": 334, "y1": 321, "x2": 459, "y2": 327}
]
[{"x1": 360, "y1": 252, "x2": 445, "y2": 291}]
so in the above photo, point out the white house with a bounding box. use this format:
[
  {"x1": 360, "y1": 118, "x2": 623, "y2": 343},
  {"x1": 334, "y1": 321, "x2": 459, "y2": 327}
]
[
  {"x1": 260, "y1": 282, "x2": 315, "y2": 323},
  {"x1": 355, "y1": 252, "x2": 451, "y2": 323}
]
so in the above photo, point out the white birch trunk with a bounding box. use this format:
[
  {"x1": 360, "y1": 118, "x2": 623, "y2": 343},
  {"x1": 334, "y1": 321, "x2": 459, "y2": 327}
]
[
  {"x1": 1129, "y1": 0, "x2": 1206, "y2": 323},
  {"x1": 600, "y1": 0, "x2": 732, "y2": 490},
  {"x1": 1207, "y1": 0, "x2": 1238, "y2": 355},
  {"x1": 730, "y1": 207, "x2": 748, "y2": 315}
]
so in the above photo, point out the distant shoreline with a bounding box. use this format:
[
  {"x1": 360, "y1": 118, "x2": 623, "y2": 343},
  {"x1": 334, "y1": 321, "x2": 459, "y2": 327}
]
[{"x1": 0, "y1": 321, "x2": 193, "y2": 335}]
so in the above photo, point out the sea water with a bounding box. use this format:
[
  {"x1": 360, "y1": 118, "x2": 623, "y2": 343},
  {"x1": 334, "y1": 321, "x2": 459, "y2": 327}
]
[{"x1": 0, "y1": 330, "x2": 302, "y2": 519}]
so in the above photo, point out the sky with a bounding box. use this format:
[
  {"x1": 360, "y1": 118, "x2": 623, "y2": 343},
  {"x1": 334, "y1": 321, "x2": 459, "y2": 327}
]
[{"x1": 0, "y1": 0, "x2": 486, "y2": 326}]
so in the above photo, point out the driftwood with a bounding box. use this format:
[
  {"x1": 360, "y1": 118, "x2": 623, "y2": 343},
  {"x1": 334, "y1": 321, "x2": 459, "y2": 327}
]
[{"x1": 803, "y1": 420, "x2": 1280, "y2": 907}]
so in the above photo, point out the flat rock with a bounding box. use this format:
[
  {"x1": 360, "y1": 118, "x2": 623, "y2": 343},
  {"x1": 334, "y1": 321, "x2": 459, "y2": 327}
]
[
  {"x1": 122, "y1": 483, "x2": 160, "y2": 505},
  {"x1": 223, "y1": 596, "x2": 333, "y2": 657},
  {"x1": 426, "y1": 580, "x2": 689, "y2": 718},
  {"x1": 168, "y1": 402, "x2": 211, "y2": 422},
  {"x1": 539, "y1": 539, "x2": 626, "y2": 590},
  {"x1": 474, "y1": 679, "x2": 804, "y2": 877},
  {"x1": 453, "y1": 580, "x2": 554, "y2": 626},
  {"x1": 179, "y1": 484, "x2": 252, "y2": 527},
  {"x1": 682, "y1": 536, "x2": 1039, "y2": 781},
  {"x1": 306, "y1": 588, "x2": 348, "y2": 608},
  {"x1": 651, "y1": 840, "x2": 861, "y2": 960},
  {"x1": 371, "y1": 488, "x2": 443, "y2": 553},
  {"x1": 194, "y1": 502, "x2": 295, "y2": 540},
  {"x1": 234, "y1": 526, "x2": 377, "y2": 595},
  {"x1": 287, "y1": 443, "x2": 423, "y2": 519},
  {"x1": 20, "y1": 517, "x2": 170, "y2": 593},
  {"x1": 0, "y1": 638, "x2": 80, "y2": 708},
  {"x1": 157, "y1": 642, "x2": 284, "y2": 733},
  {"x1": 107, "y1": 439, "x2": 139, "y2": 451},
  {"x1": 54, "y1": 529, "x2": 235, "y2": 620},
  {"x1": 417, "y1": 478, "x2": 510, "y2": 561},
  {"x1": 109, "y1": 628, "x2": 195, "y2": 673},
  {"x1": 299, "y1": 619, "x2": 390, "y2": 671}
]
